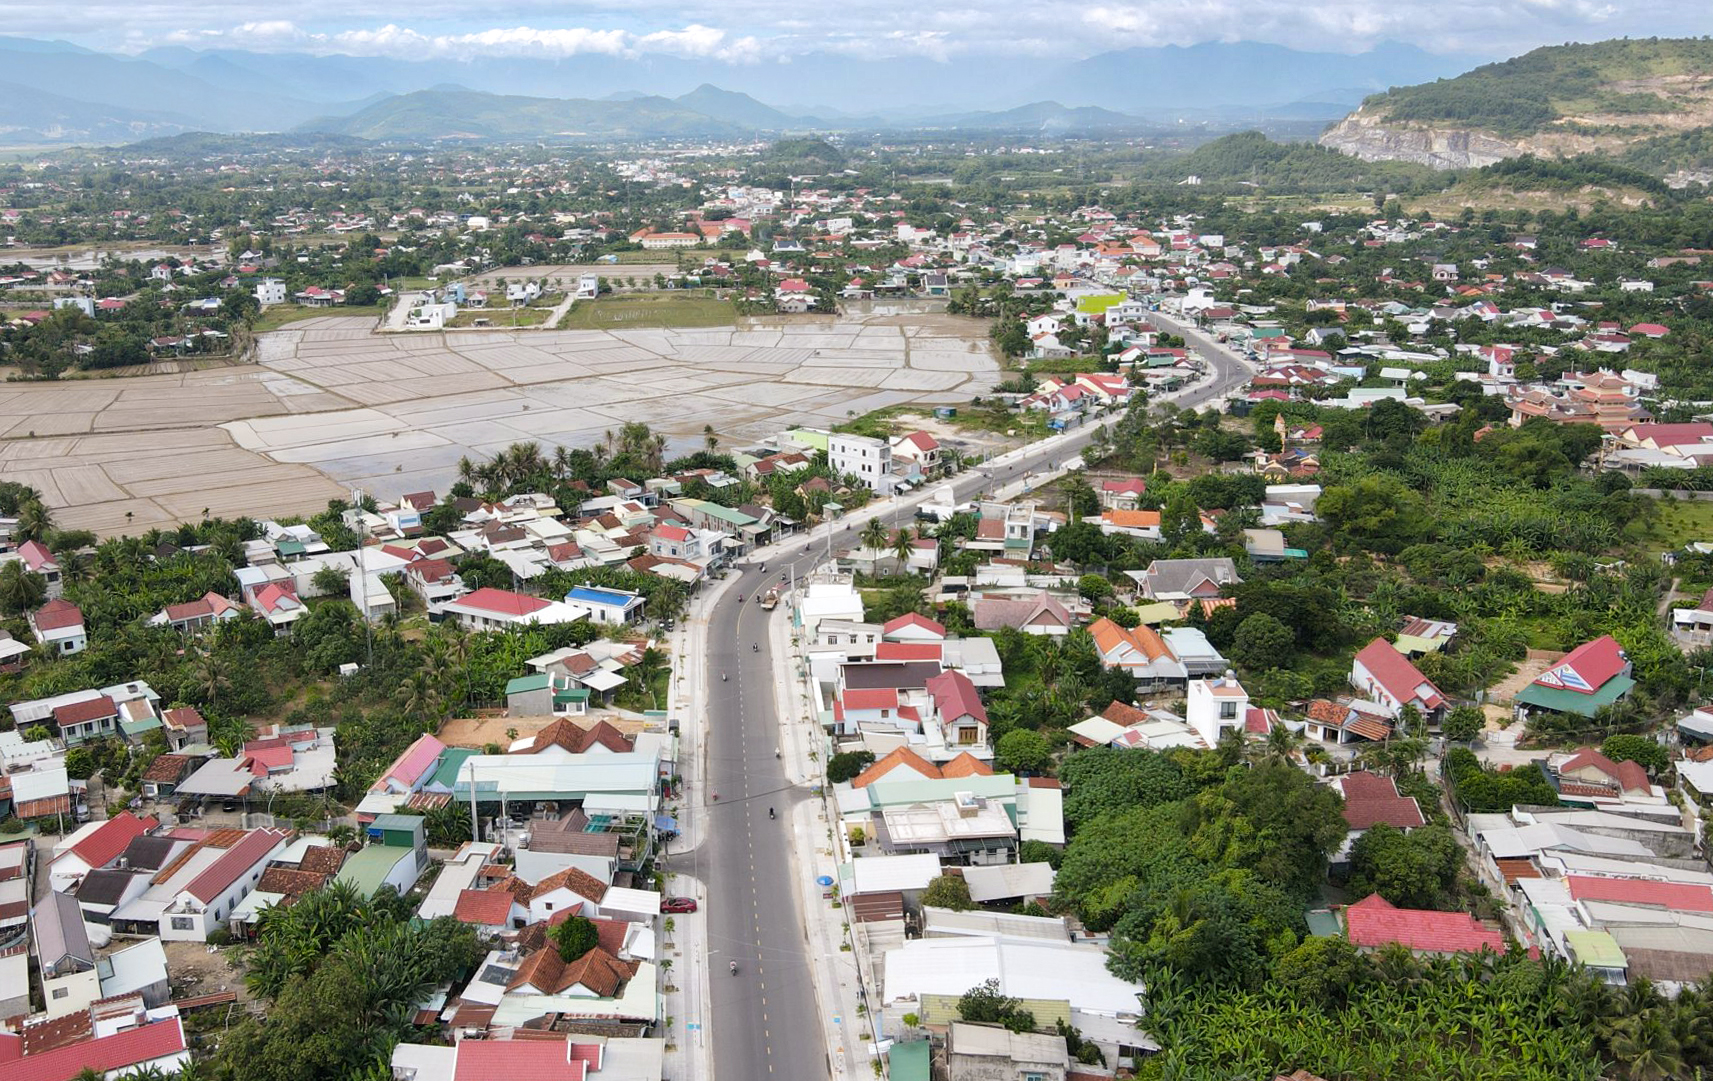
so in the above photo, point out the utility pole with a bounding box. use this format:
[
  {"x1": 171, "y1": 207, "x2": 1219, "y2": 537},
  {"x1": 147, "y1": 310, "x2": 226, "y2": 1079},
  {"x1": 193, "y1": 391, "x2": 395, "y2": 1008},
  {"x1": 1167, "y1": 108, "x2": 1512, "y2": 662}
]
[{"x1": 353, "y1": 487, "x2": 373, "y2": 667}]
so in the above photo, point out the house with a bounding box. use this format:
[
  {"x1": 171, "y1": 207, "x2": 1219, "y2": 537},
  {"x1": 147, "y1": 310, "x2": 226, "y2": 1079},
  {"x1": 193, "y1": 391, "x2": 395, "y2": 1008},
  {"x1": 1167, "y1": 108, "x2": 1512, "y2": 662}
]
[
  {"x1": 442, "y1": 587, "x2": 587, "y2": 631},
  {"x1": 1302, "y1": 699, "x2": 1393, "y2": 746},
  {"x1": 30, "y1": 599, "x2": 86, "y2": 655},
  {"x1": 829, "y1": 434, "x2": 897, "y2": 494},
  {"x1": 891, "y1": 431, "x2": 942, "y2": 478},
  {"x1": 945, "y1": 1022, "x2": 1070, "y2": 1081},
  {"x1": 1331, "y1": 771, "x2": 1426, "y2": 862},
  {"x1": 336, "y1": 817, "x2": 427, "y2": 899},
  {"x1": 147, "y1": 592, "x2": 240, "y2": 633},
  {"x1": 1395, "y1": 616, "x2": 1457, "y2": 656},
  {"x1": 1134, "y1": 558, "x2": 1241, "y2": 604},
  {"x1": 1100, "y1": 478, "x2": 1147, "y2": 510},
  {"x1": 161, "y1": 828, "x2": 291, "y2": 941},
  {"x1": 17, "y1": 539, "x2": 62, "y2": 596},
  {"x1": 1552, "y1": 746, "x2": 1654, "y2": 802},
  {"x1": 159, "y1": 707, "x2": 207, "y2": 750},
  {"x1": 971, "y1": 592, "x2": 1073, "y2": 636},
  {"x1": 246, "y1": 581, "x2": 306, "y2": 635},
  {"x1": 1088, "y1": 618, "x2": 1185, "y2": 688},
  {"x1": 1342, "y1": 893, "x2": 1504, "y2": 955},
  {"x1": 405, "y1": 558, "x2": 465, "y2": 610},
  {"x1": 50, "y1": 812, "x2": 158, "y2": 892},
  {"x1": 1186, "y1": 672, "x2": 1268, "y2": 747},
  {"x1": 505, "y1": 673, "x2": 591, "y2": 717},
  {"x1": 1514, "y1": 636, "x2": 1634, "y2": 720},
  {"x1": 0, "y1": 1004, "x2": 190, "y2": 1079},
  {"x1": 390, "y1": 1037, "x2": 658, "y2": 1081},
  {"x1": 925, "y1": 669, "x2": 989, "y2": 752},
  {"x1": 1350, "y1": 638, "x2": 1447, "y2": 722},
  {"x1": 564, "y1": 585, "x2": 645, "y2": 625},
  {"x1": 1099, "y1": 509, "x2": 1162, "y2": 540},
  {"x1": 355, "y1": 733, "x2": 447, "y2": 822},
  {"x1": 884, "y1": 613, "x2": 947, "y2": 643}
]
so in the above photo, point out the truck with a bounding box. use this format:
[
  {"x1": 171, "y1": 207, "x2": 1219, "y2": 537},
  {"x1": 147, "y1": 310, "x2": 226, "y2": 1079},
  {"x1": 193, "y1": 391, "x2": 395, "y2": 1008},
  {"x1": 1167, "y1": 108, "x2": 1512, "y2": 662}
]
[{"x1": 760, "y1": 589, "x2": 780, "y2": 610}]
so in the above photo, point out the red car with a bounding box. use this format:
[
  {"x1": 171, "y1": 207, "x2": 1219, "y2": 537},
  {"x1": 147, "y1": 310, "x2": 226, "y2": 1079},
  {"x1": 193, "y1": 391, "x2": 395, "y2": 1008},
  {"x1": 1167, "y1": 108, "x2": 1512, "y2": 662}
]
[{"x1": 661, "y1": 897, "x2": 698, "y2": 914}]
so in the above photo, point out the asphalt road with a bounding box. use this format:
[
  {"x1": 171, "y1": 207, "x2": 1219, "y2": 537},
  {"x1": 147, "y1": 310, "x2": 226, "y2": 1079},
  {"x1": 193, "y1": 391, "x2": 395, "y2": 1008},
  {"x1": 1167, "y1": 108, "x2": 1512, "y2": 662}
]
[{"x1": 701, "y1": 339, "x2": 1255, "y2": 1081}]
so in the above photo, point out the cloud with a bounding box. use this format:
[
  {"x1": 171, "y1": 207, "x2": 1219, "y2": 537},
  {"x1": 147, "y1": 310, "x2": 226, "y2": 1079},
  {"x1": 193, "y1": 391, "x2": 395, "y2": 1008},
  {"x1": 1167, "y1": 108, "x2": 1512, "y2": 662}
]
[{"x1": 160, "y1": 20, "x2": 763, "y2": 63}]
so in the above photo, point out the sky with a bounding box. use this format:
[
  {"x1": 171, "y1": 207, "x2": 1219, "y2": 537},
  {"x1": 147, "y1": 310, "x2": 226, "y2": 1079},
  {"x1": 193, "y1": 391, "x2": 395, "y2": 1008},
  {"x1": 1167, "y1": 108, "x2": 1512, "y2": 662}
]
[{"x1": 3, "y1": 0, "x2": 1706, "y2": 63}]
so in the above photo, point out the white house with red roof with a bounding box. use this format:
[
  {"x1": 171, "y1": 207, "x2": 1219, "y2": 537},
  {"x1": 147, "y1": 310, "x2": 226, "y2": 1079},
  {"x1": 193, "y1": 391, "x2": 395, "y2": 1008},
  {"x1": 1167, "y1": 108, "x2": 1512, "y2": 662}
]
[
  {"x1": 924, "y1": 669, "x2": 989, "y2": 755},
  {"x1": 159, "y1": 827, "x2": 290, "y2": 941},
  {"x1": 49, "y1": 811, "x2": 158, "y2": 892},
  {"x1": 442, "y1": 587, "x2": 586, "y2": 631},
  {"x1": 1350, "y1": 638, "x2": 1447, "y2": 722},
  {"x1": 1185, "y1": 672, "x2": 1269, "y2": 747},
  {"x1": 882, "y1": 613, "x2": 946, "y2": 643},
  {"x1": 147, "y1": 591, "x2": 240, "y2": 634},
  {"x1": 357, "y1": 733, "x2": 448, "y2": 823},
  {"x1": 15, "y1": 539, "x2": 61, "y2": 596},
  {"x1": 245, "y1": 580, "x2": 305, "y2": 635},
  {"x1": 1514, "y1": 635, "x2": 1634, "y2": 720},
  {"x1": 0, "y1": 1004, "x2": 189, "y2": 1081},
  {"x1": 890, "y1": 430, "x2": 941, "y2": 479},
  {"x1": 1330, "y1": 771, "x2": 1426, "y2": 862},
  {"x1": 391, "y1": 1035, "x2": 653, "y2": 1081},
  {"x1": 1550, "y1": 746, "x2": 1660, "y2": 805},
  {"x1": 29, "y1": 599, "x2": 86, "y2": 655}
]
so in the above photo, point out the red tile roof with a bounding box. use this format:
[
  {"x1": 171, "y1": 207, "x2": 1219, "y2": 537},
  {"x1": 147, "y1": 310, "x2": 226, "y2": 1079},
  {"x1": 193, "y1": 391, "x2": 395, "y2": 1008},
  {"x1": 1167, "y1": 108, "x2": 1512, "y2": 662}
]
[
  {"x1": 450, "y1": 1038, "x2": 589, "y2": 1081},
  {"x1": 1343, "y1": 893, "x2": 1503, "y2": 954},
  {"x1": 1560, "y1": 746, "x2": 1650, "y2": 794},
  {"x1": 454, "y1": 888, "x2": 517, "y2": 926},
  {"x1": 54, "y1": 696, "x2": 117, "y2": 727},
  {"x1": 2, "y1": 1017, "x2": 185, "y2": 1081},
  {"x1": 852, "y1": 746, "x2": 940, "y2": 788},
  {"x1": 32, "y1": 599, "x2": 85, "y2": 632},
  {"x1": 529, "y1": 865, "x2": 609, "y2": 905},
  {"x1": 1567, "y1": 875, "x2": 1713, "y2": 912},
  {"x1": 1337, "y1": 772, "x2": 1427, "y2": 830},
  {"x1": 457, "y1": 587, "x2": 552, "y2": 617},
  {"x1": 842, "y1": 688, "x2": 900, "y2": 711}
]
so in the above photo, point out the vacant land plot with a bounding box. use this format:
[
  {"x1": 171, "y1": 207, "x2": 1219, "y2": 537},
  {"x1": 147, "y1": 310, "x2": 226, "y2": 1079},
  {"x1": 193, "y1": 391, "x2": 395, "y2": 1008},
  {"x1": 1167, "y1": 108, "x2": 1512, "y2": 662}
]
[
  {"x1": 254, "y1": 304, "x2": 384, "y2": 333},
  {"x1": 1645, "y1": 497, "x2": 1713, "y2": 548},
  {"x1": 448, "y1": 306, "x2": 555, "y2": 328},
  {"x1": 0, "y1": 310, "x2": 998, "y2": 534},
  {"x1": 557, "y1": 294, "x2": 736, "y2": 330}
]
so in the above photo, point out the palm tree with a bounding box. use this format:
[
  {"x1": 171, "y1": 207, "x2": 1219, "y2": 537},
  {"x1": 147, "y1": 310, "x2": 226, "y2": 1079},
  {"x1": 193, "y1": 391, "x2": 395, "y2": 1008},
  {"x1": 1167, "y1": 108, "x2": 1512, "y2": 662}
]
[
  {"x1": 0, "y1": 560, "x2": 46, "y2": 614},
  {"x1": 195, "y1": 650, "x2": 232, "y2": 708},
  {"x1": 890, "y1": 526, "x2": 915, "y2": 575},
  {"x1": 632, "y1": 647, "x2": 669, "y2": 709},
  {"x1": 16, "y1": 499, "x2": 51, "y2": 543},
  {"x1": 395, "y1": 673, "x2": 442, "y2": 721},
  {"x1": 860, "y1": 517, "x2": 889, "y2": 555},
  {"x1": 1253, "y1": 721, "x2": 1304, "y2": 764},
  {"x1": 703, "y1": 424, "x2": 719, "y2": 453}
]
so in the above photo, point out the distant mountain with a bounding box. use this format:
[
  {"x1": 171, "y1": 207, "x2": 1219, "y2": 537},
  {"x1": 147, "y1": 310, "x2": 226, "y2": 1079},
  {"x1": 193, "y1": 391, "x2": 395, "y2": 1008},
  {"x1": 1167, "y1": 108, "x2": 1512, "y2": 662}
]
[
  {"x1": 298, "y1": 88, "x2": 748, "y2": 141},
  {"x1": 121, "y1": 131, "x2": 376, "y2": 156},
  {"x1": 1320, "y1": 38, "x2": 1713, "y2": 171},
  {"x1": 674, "y1": 84, "x2": 808, "y2": 130},
  {"x1": 0, "y1": 80, "x2": 196, "y2": 144},
  {"x1": 919, "y1": 101, "x2": 1157, "y2": 133},
  {"x1": 1043, "y1": 41, "x2": 1476, "y2": 113}
]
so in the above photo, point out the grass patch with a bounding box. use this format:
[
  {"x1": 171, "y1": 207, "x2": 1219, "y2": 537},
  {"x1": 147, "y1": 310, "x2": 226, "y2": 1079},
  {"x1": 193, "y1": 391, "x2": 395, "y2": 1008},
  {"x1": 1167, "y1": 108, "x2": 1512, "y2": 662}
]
[
  {"x1": 555, "y1": 293, "x2": 735, "y2": 330},
  {"x1": 447, "y1": 306, "x2": 554, "y2": 328},
  {"x1": 610, "y1": 249, "x2": 746, "y2": 265},
  {"x1": 1643, "y1": 498, "x2": 1713, "y2": 548},
  {"x1": 834, "y1": 405, "x2": 919, "y2": 439},
  {"x1": 252, "y1": 304, "x2": 384, "y2": 332}
]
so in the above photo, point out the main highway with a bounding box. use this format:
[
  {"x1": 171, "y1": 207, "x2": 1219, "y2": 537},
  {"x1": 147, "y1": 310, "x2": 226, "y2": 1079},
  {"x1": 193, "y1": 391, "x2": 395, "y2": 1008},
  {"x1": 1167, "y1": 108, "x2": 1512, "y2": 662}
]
[{"x1": 699, "y1": 319, "x2": 1253, "y2": 1081}]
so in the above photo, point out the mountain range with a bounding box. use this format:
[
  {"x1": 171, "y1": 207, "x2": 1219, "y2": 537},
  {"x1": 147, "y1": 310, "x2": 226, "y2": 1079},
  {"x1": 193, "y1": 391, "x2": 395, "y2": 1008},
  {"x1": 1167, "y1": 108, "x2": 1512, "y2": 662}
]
[{"x1": 0, "y1": 35, "x2": 1480, "y2": 145}]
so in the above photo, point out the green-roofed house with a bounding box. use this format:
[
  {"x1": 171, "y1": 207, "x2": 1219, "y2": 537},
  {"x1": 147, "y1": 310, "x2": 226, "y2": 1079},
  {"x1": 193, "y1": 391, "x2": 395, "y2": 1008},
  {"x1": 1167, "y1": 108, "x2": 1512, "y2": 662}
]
[
  {"x1": 888, "y1": 1040, "x2": 931, "y2": 1081},
  {"x1": 669, "y1": 497, "x2": 769, "y2": 552},
  {"x1": 427, "y1": 747, "x2": 478, "y2": 794},
  {"x1": 1513, "y1": 636, "x2": 1635, "y2": 721},
  {"x1": 1074, "y1": 293, "x2": 1126, "y2": 317},
  {"x1": 917, "y1": 993, "x2": 1072, "y2": 1035},
  {"x1": 784, "y1": 427, "x2": 831, "y2": 454},
  {"x1": 506, "y1": 672, "x2": 590, "y2": 718},
  {"x1": 337, "y1": 815, "x2": 426, "y2": 897},
  {"x1": 1566, "y1": 929, "x2": 1628, "y2": 984}
]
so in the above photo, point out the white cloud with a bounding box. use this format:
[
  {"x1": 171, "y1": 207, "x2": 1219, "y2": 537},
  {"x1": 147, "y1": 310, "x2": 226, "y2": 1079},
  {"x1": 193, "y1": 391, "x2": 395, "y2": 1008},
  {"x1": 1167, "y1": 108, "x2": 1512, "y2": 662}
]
[{"x1": 161, "y1": 19, "x2": 762, "y2": 63}]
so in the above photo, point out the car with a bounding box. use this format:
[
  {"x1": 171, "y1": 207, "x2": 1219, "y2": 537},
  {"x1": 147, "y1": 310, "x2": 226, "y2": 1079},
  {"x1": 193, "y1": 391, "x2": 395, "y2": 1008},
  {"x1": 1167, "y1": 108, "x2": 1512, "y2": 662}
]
[
  {"x1": 660, "y1": 897, "x2": 698, "y2": 914},
  {"x1": 220, "y1": 799, "x2": 239, "y2": 813}
]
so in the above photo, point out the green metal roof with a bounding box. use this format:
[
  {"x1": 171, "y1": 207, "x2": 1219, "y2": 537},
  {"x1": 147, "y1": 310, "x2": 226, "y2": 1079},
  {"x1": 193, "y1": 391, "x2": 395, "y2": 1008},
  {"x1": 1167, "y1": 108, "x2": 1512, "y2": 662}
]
[
  {"x1": 1567, "y1": 929, "x2": 1627, "y2": 969},
  {"x1": 1305, "y1": 909, "x2": 1343, "y2": 938},
  {"x1": 554, "y1": 689, "x2": 591, "y2": 705},
  {"x1": 1515, "y1": 675, "x2": 1635, "y2": 718},
  {"x1": 120, "y1": 716, "x2": 163, "y2": 738},
  {"x1": 431, "y1": 748, "x2": 477, "y2": 790},
  {"x1": 335, "y1": 844, "x2": 414, "y2": 896},
  {"x1": 506, "y1": 673, "x2": 551, "y2": 694},
  {"x1": 889, "y1": 1040, "x2": 931, "y2": 1081}
]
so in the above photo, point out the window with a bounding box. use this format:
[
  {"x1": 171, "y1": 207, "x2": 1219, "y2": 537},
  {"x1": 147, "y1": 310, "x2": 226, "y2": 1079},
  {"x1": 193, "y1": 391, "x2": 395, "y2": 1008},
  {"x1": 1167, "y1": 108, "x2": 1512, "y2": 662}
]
[
  {"x1": 52, "y1": 987, "x2": 69, "y2": 1000},
  {"x1": 1219, "y1": 702, "x2": 1238, "y2": 720},
  {"x1": 543, "y1": 902, "x2": 554, "y2": 912},
  {"x1": 171, "y1": 917, "x2": 195, "y2": 931}
]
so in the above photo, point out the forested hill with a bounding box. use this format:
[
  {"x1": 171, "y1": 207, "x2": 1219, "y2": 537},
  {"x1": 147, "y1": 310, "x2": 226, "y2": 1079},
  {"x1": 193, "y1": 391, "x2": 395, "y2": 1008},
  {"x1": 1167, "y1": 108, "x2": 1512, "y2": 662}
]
[{"x1": 1320, "y1": 38, "x2": 1713, "y2": 174}]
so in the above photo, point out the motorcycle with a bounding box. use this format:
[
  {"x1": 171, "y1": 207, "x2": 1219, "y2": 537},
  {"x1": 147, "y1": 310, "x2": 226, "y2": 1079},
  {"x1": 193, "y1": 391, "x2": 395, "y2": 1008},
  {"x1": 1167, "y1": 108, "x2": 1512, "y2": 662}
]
[
  {"x1": 768, "y1": 807, "x2": 776, "y2": 820},
  {"x1": 722, "y1": 672, "x2": 727, "y2": 682},
  {"x1": 730, "y1": 960, "x2": 738, "y2": 976}
]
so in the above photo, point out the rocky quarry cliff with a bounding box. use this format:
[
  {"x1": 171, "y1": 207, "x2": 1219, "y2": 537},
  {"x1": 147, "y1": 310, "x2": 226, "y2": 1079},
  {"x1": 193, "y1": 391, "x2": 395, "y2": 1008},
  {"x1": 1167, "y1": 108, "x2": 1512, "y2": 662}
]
[{"x1": 1317, "y1": 106, "x2": 1527, "y2": 169}]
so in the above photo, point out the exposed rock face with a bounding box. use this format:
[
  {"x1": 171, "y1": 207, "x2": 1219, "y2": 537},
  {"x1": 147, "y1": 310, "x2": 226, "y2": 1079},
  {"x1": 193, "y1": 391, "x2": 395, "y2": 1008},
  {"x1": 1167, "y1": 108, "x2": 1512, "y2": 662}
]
[{"x1": 1318, "y1": 106, "x2": 1522, "y2": 169}]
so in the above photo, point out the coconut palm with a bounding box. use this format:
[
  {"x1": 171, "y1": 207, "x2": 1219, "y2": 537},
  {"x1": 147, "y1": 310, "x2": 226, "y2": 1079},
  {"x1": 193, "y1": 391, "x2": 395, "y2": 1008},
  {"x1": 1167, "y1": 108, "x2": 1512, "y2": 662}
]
[
  {"x1": 1253, "y1": 721, "x2": 1304, "y2": 764},
  {"x1": 890, "y1": 526, "x2": 915, "y2": 575},
  {"x1": 0, "y1": 560, "x2": 46, "y2": 614},
  {"x1": 16, "y1": 499, "x2": 51, "y2": 543},
  {"x1": 395, "y1": 673, "x2": 442, "y2": 721},
  {"x1": 703, "y1": 424, "x2": 719, "y2": 453},
  {"x1": 194, "y1": 650, "x2": 232, "y2": 708},
  {"x1": 860, "y1": 516, "x2": 889, "y2": 555}
]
